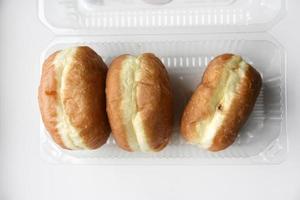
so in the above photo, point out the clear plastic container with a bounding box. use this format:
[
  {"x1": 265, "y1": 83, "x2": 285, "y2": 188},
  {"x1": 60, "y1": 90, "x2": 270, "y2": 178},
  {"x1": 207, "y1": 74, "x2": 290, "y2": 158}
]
[
  {"x1": 39, "y1": 0, "x2": 286, "y2": 34},
  {"x1": 40, "y1": 33, "x2": 287, "y2": 164},
  {"x1": 39, "y1": 0, "x2": 287, "y2": 164}
]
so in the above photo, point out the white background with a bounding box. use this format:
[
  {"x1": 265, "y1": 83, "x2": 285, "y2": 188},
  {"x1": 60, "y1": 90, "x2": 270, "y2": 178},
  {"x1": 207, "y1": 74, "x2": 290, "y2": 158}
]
[{"x1": 0, "y1": 1, "x2": 299, "y2": 200}]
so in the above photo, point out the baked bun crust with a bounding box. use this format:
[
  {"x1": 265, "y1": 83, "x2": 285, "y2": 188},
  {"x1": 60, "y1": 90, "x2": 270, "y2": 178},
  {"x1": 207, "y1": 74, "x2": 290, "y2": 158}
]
[
  {"x1": 106, "y1": 53, "x2": 173, "y2": 152},
  {"x1": 38, "y1": 46, "x2": 110, "y2": 150},
  {"x1": 181, "y1": 54, "x2": 262, "y2": 152}
]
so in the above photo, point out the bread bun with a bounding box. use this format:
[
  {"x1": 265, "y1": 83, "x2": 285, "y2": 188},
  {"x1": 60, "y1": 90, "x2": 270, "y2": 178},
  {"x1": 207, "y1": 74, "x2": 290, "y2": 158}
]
[
  {"x1": 106, "y1": 53, "x2": 173, "y2": 152},
  {"x1": 181, "y1": 54, "x2": 262, "y2": 152},
  {"x1": 38, "y1": 46, "x2": 110, "y2": 150}
]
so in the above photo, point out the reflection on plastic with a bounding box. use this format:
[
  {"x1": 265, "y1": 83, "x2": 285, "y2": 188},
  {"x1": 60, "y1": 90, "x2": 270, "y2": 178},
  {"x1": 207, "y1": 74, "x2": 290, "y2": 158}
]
[{"x1": 142, "y1": 0, "x2": 172, "y2": 4}]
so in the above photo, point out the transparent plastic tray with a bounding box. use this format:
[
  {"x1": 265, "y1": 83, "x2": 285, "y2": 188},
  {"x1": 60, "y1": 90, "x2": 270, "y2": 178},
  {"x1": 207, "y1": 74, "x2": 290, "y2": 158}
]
[
  {"x1": 40, "y1": 33, "x2": 287, "y2": 164},
  {"x1": 39, "y1": 0, "x2": 286, "y2": 34}
]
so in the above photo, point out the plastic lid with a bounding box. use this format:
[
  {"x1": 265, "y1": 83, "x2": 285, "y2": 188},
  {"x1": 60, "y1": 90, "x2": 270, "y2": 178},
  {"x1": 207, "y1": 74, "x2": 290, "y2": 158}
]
[{"x1": 39, "y1": 0, "x2": 286, "y2": 34}]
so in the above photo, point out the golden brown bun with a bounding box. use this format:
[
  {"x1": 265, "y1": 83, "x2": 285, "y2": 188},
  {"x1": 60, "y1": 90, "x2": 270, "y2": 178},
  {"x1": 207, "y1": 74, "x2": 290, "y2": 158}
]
[
  {"x1": 106, "y1": 53, "x2": 173, "y2": 152},
  {"x1": 38, "y1": 46, "x2": 110, "y2": 150},
  {"x1": 181, "y1": 54, "x2": 262, "y2": 152}
]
